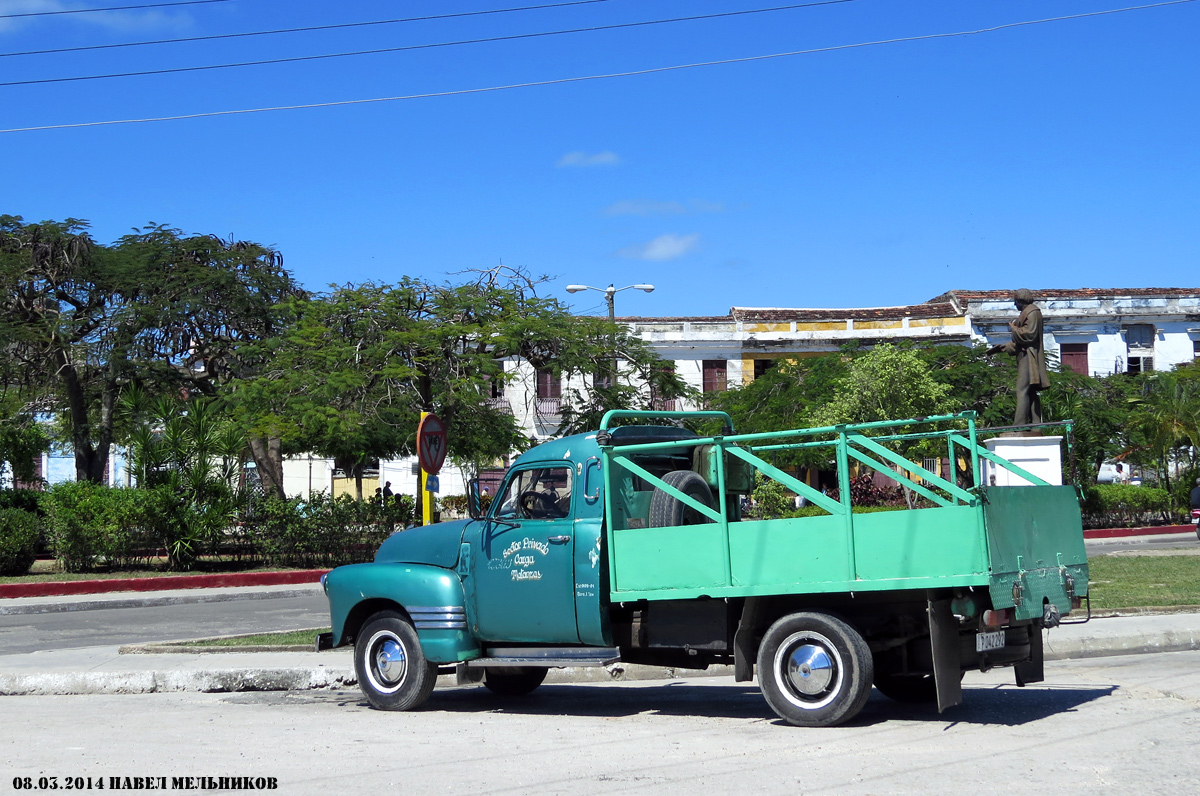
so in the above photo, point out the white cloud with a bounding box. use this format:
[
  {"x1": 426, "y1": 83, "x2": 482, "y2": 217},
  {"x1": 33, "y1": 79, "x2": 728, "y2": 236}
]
[
  {"x1": 617, "y1": 233, "x2": 700, "y2": 262},
  {"x1": 0, "y1": 1, "x2": 194, "y2": 34},
  {"x1": 557, "y1": 150, "x2": 620, "y2": 168}
]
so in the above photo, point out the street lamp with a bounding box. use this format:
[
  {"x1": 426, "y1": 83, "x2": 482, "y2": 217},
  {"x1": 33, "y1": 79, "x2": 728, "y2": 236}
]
[
  {"x1": 565, "y1": 283, "x2": 655, "y2": 389},
  {"x1": 565, "y1": 283, "x2": 655, "y2": 323}
]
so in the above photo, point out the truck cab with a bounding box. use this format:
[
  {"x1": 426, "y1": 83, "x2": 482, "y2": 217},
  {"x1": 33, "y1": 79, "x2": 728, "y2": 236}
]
[{"x1": 321, "y1": 410, "x2": 1088, "y2": 726}]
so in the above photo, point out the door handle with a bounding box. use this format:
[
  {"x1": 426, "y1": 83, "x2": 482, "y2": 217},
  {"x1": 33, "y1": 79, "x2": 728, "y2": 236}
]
[{"x1": 548, "y1": 535, "x2": 571, "y2": 544}]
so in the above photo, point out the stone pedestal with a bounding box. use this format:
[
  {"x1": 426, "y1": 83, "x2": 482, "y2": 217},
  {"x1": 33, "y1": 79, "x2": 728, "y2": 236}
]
[{"x1": 983, "y1": 436, "x2": 1063, "y2": 486}]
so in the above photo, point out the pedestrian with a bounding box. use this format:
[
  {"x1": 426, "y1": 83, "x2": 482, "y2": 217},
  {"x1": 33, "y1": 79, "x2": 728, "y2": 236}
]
[{"x1": 382, "y1": 481, "x2": 394, "y2": 499}]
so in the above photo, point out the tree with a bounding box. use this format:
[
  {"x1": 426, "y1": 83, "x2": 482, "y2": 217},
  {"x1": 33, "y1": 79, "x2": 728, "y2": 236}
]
[
  {"x1": 228, "y1": 267, "x2": 692, "y2": 499},
  {"x1": 809, "y1": 344, "x2": 953, "y2": 428},
  {"x1": 0, "y1": 216, "x2": 298, "y2": 483}
]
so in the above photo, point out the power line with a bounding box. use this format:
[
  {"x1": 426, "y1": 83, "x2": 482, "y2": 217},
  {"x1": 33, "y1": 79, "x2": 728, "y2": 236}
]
[
  {"x1": 0, "y1": 0, "x2": 231, "y2": 19},
  {"x1": 1, "y1": 0, "x2": 612, "y2": 58},
  {"x1": 3, "y1": 0, "x2": 1194, "y2": 134},
  {"x1": 0, "y1": 1, "x2": 857, "y2": 87}
]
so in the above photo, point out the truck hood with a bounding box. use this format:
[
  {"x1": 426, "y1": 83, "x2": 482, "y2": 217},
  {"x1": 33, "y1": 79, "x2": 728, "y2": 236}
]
[{"x1": 373, "y1": 519, "x2": 474, "y2": 569}]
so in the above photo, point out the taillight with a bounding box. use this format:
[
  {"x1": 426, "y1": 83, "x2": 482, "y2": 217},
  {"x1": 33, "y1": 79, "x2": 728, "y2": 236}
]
[{"x1": 982, "y1": 608, "x2": 1012, "y2": 627}]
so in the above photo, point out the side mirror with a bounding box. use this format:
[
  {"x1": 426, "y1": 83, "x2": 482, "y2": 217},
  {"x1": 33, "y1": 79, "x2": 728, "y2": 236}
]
[{"x1": 467, "y1": 479, "x2": 482, "y2": 520}]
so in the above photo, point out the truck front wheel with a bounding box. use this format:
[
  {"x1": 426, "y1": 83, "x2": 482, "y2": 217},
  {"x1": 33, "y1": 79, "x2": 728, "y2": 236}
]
[
  {"x1": 354, "y1": 612, "x2": 438, "y2": 711},
  {"x1": 483, "y1": 667, "x2": 548, "y2": 696},
  {"x1": 756, "y1": 612, "x2": 873, "y2": 727}
]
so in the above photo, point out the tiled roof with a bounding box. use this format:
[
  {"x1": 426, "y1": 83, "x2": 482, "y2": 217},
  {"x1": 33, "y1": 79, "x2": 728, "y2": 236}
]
[
  {"x1": 731, "y1": 303, "x2": 960, "y2": 322},
  {"x1": 929, "y1": 287, "x2": 1200, "y2": 306}
]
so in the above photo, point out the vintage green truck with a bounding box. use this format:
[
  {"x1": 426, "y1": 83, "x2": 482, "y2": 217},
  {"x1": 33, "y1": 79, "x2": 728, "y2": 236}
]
[{"x1": 319, "y1": 410, "x2": 1088, "y2": 727}]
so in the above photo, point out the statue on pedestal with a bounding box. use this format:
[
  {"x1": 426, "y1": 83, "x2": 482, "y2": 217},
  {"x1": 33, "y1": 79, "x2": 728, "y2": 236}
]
[{"x1": 986, "y1": 288, "x2": 1050, "y2": 426}]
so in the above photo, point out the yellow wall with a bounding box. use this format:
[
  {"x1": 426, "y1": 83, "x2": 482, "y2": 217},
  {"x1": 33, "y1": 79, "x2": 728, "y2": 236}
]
[{"x1": 332, "y1": 476, "x2": 380, "y2": 499}]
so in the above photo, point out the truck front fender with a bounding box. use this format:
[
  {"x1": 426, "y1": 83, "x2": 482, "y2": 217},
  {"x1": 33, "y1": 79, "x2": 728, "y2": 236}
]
[{"x1": 324, "y1": 562, "x2": 481, "y2": 664}]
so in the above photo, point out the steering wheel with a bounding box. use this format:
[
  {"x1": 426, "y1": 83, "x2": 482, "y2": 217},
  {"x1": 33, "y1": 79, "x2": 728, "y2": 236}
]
[{"x1": 519, "y1": 490, "x2": 557, "y2": 518}]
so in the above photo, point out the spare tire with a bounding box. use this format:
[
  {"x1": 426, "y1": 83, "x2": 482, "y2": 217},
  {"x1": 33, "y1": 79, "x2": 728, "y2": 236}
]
[{"x1": 648, "y1": 470, "x2": 716, "y2": 527}]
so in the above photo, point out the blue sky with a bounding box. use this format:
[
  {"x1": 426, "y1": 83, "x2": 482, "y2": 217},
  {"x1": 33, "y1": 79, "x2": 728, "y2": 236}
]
[{"x1": 2, "y1": 0, "x2": 1197, "y2": 317}]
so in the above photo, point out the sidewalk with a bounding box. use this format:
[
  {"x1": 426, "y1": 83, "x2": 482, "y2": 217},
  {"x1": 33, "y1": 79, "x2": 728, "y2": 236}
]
[{"x1": 2, "y1": 608, "x2": 1199, "y2": 697}]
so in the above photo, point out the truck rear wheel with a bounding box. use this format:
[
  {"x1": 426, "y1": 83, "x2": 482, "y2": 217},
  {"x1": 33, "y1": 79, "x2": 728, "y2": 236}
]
[
  {"x1": 648, "y1": 470, "x2": 715, "y2": 527},
  {"x1": 757, "y1": 612, "x2": 873, "y2": 727},
  {"x1": 483, "y1": 667, "x2": 548, "y2": 696},
  {"x1": 354, "y1": 611, "x2": 438, "y2": 711}
]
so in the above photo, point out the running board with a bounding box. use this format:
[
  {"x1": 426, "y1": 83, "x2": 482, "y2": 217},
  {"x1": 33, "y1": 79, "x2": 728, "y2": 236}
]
[{"x1": 465, "y1": 646, "x2": 620, "y2": 668}]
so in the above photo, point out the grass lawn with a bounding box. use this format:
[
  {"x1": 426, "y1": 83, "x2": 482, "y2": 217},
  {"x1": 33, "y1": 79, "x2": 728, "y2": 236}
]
[
  {"x1": 1086, "y1": 554, "x2": 1200, "y2": 611},
  {"x1": 170, "y1": 629, "x2": 331, "y2": 648}
]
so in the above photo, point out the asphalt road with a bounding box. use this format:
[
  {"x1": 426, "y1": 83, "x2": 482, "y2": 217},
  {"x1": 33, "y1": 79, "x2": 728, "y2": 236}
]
[
  {"x1": 1086, "y1": 528, "x2": 1200, "y2": 555},
  {"x1": 0, "y1": 591, "x2": 331, "y2": 656},
  {"x1": 4, "y1": 650, "x2": 1198, "y2": 795}
]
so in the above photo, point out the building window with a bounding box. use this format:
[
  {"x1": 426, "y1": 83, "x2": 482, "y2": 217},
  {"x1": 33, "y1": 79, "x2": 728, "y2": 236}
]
[
  {"x1": 753, "y1": 358, "x2": 775, "y2": 380},
  {"x1": 1060, "y1": 343, "x2": 1089, "y2": 376},
  {"x1": 649, "y1": 362, "x2": 676, "y2": 411},
  {"x1": 1128, "y1": 356, "x2": 1153, "y2": 375},
  {"x1": 536, "y1": 368, "x2": 561, "y2": 400},
  {"x1": 1124, "y1": 324, "x2": 1155, "y2": 375},
  {"x1": 1194, "y1": 340, "x2": 1199, "y2": 359},
  {"x1": 702, "y1": 360, "x2": 727, "y2": 393}
]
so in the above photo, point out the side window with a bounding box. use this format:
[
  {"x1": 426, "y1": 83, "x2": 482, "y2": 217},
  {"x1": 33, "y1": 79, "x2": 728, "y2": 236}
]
[{"x1": 494, "y1": 467, "x2": 573, "y2": 520}]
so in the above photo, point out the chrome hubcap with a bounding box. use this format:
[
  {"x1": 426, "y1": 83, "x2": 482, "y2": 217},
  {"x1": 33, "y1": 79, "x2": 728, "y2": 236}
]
[
  {"x1": 364, "y1": 630, "x2": 409, "y2": 693},
  {"x1": 375, "y1": 639, "x2": 407, "y2": 684},
  {"x1": 774, "y1": 630, "x2": 843, "y2": 709},
  {"x1": 786, "y1": 644, "x2": 834, "y2": 695}
]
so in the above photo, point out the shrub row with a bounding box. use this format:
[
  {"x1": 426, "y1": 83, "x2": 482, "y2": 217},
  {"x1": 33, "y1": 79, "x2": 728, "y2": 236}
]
[
  {"x1": 0, "y1": 484, "x2": 432, "y2": 575},
  {"x1": 1080, "y1": 483, "x2": 1172, "y2": 529}
]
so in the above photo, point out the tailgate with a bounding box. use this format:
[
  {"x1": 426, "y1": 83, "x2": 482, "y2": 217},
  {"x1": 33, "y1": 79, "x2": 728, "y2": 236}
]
[{"x1": 981, "y1": 485, "x2": 1088, "y2": 621}]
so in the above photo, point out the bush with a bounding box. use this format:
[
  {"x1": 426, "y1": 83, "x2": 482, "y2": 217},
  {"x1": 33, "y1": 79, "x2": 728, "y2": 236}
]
[
  {"x1": 42, "y1": 482, "x2": 170, "y2": 571},
  {"x1": 1081, "y1": 483, "x2": 1172, "y2": 528},
  {"x1": 0, "y1": 488, "x2": 43, "y2": 515},
  {"x1": 0, "y1": 507, "x2": 40, "y2": 576},
  {"x1": 248, "y1": 493, "x2": 399, "y2": 568}
]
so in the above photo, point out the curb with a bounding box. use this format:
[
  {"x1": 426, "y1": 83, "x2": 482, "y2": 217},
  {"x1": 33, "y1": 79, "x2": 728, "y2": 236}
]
[
  {"x1": 1083, "y1": 525, "x2": 1194, "y2": 539},
  {"x1": 0, "y1": 662, "x2": 736, "y2": 697},
  {"x1": 0, "y1": 570, "x2": 328, "y2": 600}
]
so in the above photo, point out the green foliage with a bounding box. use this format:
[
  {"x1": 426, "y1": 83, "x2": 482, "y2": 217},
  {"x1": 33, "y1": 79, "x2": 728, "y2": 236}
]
[
  {"x1": 0, "y1": 507, "x2": 40, "y2": 576},
  {"x1": 228, "y1": 267, "x2": 691, "y2": 495},
  {"x1": 0, "y1": 412, "x2": 48, "y2": 484},
  {"x1": 1080, "y1": 484, "x2": 1172, "y2": 528},
  {"x1": 748, "y1": 475, "x2": 793, "y2": 519},
  {"x1": 809, "y1": 343, "x2": 953, "y2": 427},
  {"x1": 0, "y1": 488, "x2": 43, "y2": 515},
  {"x1": 248, "y1": 493, "x2": 403, "y2": 568},
  {"x1": 0, "y1": 215, "x2": 297, "y2": 483},
  {"x1": 41, "y1": 482, "x2": 161, "y2": 572},
  {"x1": 121, "y1": 393, "x2": 247, "y2": 569}
]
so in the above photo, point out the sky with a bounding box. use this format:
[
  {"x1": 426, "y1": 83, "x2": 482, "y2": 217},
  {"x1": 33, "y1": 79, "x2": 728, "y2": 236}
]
[{"x1": 2, "y1": 0, "x2": 1197, "y2": 318}]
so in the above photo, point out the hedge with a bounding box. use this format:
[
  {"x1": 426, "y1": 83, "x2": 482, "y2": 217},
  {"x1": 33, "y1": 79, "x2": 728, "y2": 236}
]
[
  {"x1": 1080, "y1": 483, "x2": 1172, "y2": 528},
  {"x1": 0, "y1": 507, "x2": 39, "y2": 576}
]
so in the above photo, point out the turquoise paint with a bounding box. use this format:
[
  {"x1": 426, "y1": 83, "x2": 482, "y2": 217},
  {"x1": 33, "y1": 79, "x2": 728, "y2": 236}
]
[{"x1": 324, "y1": 562, "x2": 480, "y2": 662}]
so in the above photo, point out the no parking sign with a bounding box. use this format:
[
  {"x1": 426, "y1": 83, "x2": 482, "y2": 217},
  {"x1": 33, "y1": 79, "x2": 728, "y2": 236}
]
[{"x1": 417, "y1": 413, "x2": 447, "y2": 475}]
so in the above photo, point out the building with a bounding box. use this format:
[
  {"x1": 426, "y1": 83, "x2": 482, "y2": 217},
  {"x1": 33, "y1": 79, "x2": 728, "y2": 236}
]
[{"x1": 502, "y1": 287, "x2": 1200, "y2": 439}]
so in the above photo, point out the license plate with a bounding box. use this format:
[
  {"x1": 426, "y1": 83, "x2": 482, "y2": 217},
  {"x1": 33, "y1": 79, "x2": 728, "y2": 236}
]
[{"x1": 976, "y1": 630, "x2": 1005, "y2": 652}]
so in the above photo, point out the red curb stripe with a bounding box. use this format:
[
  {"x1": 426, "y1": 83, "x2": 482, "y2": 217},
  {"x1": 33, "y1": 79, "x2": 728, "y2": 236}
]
[
  {"x1": 1083, "y1": 525, "x2": 1195, "y2": 539},
  {"x1": 0, "y1": 569, "x2": 329, "y2": 599}
]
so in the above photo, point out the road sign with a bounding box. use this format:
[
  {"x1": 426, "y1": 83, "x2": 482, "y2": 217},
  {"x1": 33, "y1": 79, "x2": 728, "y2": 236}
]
[{"x1": 417, "y1": 413, "x2": 447, "y2": 475}]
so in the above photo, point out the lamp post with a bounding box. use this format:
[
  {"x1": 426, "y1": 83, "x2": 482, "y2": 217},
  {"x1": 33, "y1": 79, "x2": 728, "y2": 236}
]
[{"x1": 565, "y1": 283, "x2": 655, "y2": 389}]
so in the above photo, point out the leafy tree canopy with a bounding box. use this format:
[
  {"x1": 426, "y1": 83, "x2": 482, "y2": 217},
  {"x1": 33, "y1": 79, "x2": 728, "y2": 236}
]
[{"x1": 0, "y1": 215, "x2": 299, "y2": 483}]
